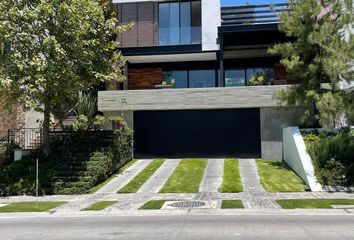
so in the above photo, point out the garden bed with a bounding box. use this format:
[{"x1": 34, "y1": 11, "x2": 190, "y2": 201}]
[{"x1": 301, "y1": 127, "x2": 354, "y2": 187}]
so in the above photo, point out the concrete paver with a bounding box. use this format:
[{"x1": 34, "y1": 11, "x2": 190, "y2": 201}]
[
  {"x1": 199, "y1": 159, "x2": 224, "y2": 193},
  {"x1": 238, "y1": 159, "x2": 279, "y2": 209},
  {"x1": 96, "y1": 159, "x2": 152, "y2": 194},
  {"x1": 137, "y1": 159, "x2": 181, "y2": 193}
]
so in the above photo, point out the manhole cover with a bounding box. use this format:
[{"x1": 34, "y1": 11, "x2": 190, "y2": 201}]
[{"x1": 168, "y1": 201, "x2": 205, "y2": 208}]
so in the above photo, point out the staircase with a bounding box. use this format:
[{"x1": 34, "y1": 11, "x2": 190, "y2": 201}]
[{"x1": 50, "y1": 131, "x2": 116, "y2": 194}]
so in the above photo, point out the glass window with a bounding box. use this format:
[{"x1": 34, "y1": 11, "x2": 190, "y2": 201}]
[
  {"x1": 225, "y1": 69, "x2": 246, "y2": 87},
  {"x1": 180, "y1": 2, "x2": 191, "y2": 44},
  {"x1": 169, "y1": 3, "x2": 180, "y2": 45},
  {"x1": 159, "y1": 1, "x2": 201, "y2": 45},
  {"x1": 163, "y1": 71, "x2": 188, "y2": 88},
  {"x1": 189, "y1": 70, "x2": 216, "y2": 88},
  {"x1": 159, "y1": 3, "x2": 170, "y2": 45},
  {"x1": 191, "y1": 1, "x2": 202, "y2": 44}
]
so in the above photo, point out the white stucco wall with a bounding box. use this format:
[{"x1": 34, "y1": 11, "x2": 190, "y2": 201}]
[
  {"x1": 25, "y1": 110, "x2": 43, "y2": 129},
  {"x1": 202, "y1": 0, "x2": 221, "y2": 51},
  {"x1": 283, "y1": 127, "x2": 323, "y2": 192}
]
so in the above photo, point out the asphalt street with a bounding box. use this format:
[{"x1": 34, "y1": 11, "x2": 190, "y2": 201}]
[{"x1": 0, "y1": 214, "x2": 354, "y2": 240}]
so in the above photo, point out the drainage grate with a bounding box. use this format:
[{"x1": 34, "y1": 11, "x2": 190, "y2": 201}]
[{"x1": 168, "y1": 201, "x2": 205, "y2": 208}]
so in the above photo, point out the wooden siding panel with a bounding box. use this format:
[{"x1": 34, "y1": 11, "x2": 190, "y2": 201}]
[
  {"x1": 98, "y1": 85, "x2": 294, "y2": 111},
  {"x1": 128, "y1": 68, "x2": 162, "y2": 90}
]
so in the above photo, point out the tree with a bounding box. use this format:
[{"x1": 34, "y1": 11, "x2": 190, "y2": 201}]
[
  {"x1": 0, "y1": 0, "x2": 127, "y2": 156},
  {"x1": 269, "y1": 0, "x2": 354, "y2": 128}
]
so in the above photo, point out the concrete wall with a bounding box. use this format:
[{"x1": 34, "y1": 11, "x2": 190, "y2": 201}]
[
  {"x1": 283, "y1": 127, "x2": 323, "y2": 191},
  {"x1": 202, "y1": 0, "x2": 221, "y2": 51},
  {"x1": 98, "y1": 85, "x2": 291, "y2": 112},
  {"x1": 260, "y1": 107, "x2": 306, "y2": 160}
]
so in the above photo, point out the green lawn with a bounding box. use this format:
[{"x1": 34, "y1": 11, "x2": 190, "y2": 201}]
[
  {"x1": 0, "y1": 202, "x2": 66, "y2": 212},
  {"x1": 218, "y1": 159, "x2": 243, "y2": 193},
  {"x1": 256, "y1": 160, "x2": 306, "y2": 192},
  {"x1": 90, "y1": 159, "x2": 137, "y2": 193},
  {"x1": 160, "y1": 158, "x2": 207, "y2": 193},
  {"x1": 221, "y1": 200, "x2": 244, "y2": 209},
  {"x1": 81, "y1": 201, "x2": 117, "y2": 211},
  {"x1": 277, "y1": 199, "x2": 354, "y2": 209},
  {"x1": 118, "y1": 159, "x2": 165, "y2": 193},
  {"x1": 139, "y1": 200, "x2": 167, "y2": 210}
]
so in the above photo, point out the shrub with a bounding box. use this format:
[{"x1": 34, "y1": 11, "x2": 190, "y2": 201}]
[
  {"x1": 303, "y1": 128, "x2": 354, "y2": 186},
  {"x1": 86, "y1": 151, "x2": 114, "y2": 185},
  {"x1": 72, "y1": 115, "x2": 89, "y2": 131},
  {"x1": 0, "y1": 143, "x2": 19, "y2": 165},
  {"x1": 93, "y1": 115, "x2": 106, "y2": 130}
]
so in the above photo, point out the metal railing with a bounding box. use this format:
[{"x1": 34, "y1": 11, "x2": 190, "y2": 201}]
[
  {"x1": 4, "y1": 128, "x2": 43, "y2": 149},
  {"x1": 221, "y1": 3, "x2": 289, "y2": 26}
]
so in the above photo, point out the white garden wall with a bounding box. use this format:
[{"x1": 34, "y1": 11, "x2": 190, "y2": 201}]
[{"x1": 283, "y1": 127, "x2": 323, "y2": 192}]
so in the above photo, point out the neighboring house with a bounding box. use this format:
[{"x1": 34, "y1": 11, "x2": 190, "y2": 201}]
[{"x1": 98, "y1": 0, "x2": 306, "y2": 160}]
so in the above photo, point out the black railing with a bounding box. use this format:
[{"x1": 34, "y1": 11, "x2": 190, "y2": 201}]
[
  {"x1": 221, "y1": 3, "x2": 289, "y2": 26},
  {"x1": 4, "y1": 128, "x2": 43, "y2": 149}
]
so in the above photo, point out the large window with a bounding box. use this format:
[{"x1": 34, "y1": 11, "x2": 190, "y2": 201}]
[
  {"x1": 159, "y1": 1, "x2": 201, "y2": 45},
  {"x1": 163, "y1": 69, "x2": 217, "y2": 88},
  {"x1": 225, "y1": 68, "x2": 274, "y2": 87}
]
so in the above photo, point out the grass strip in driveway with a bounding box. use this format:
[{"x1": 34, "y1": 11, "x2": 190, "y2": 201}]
[
  {"x1": 256, "y1": 160, "x2": 305, "y2": 192},
  {"x1": 90, "y1": 159, "x2": 137, "y2": 193},
  {"x1": 118, "y1": 159, "x2": 165, "y2": 193},
  {"x1": 160, "y1": 158, "x2": 207, "y2": 193},
  {"x1": 277, "y1": 199, "x2": 354, "y2": 209},
  {"x1": 0, "y1": 202, "x2": 66, "y2": 212},
  {"x1": 139, "y1": 200, "x2": 167, "y2": 210},
  {"x1": 218, "y1": 159, "x2": 243, "y2": 193},
  {"x1": 81, "y1": 201, "x2": 117, "y2": 211},
  {"x1": 221, "y1": 200, "x2": 244, "y2": 209}
]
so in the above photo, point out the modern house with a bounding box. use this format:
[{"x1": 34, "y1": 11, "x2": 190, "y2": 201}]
[{"x1": 98, "y1": 0, "x2": 306, "y2": 160}]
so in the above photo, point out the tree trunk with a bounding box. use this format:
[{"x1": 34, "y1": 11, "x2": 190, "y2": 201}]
[{"x1": 42, "y1": 104, "x2": 51, "y2": 157}]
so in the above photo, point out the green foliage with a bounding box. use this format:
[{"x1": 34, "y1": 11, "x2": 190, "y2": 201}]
[
  {"x1": 77, "y1": 91, "x2": 98, "y2": 125},
  {"x1": 86, "y1": 151, "x2": 114, "y2": 185},
  {"x1": 0, "y1": 201, "x2": 66, "y2": 212},
  {"x1": 316, "y1": 92, "x2": 344, "y2": 129},
  {"x1": 81, "y1": 201, "x2": 117, "y2": 211},
  {"x1": 118, "y1": 159, "x2": 164, "y2": 193},
  {"x1": 303, "y1": 129, "x2": 354, "y2": 186},
  {"x1": 249, "y1": 75, "x2": 265, "y2": 86},
  {"x1": 139, "y1": 200, "x2": 167, "y2": 210},
  {"x1": 277, "y1": 199, "x2": 354, "y2": 209},
  {"x1": 93, "y1": 115, "x2": 106, "y2": 130},
  {"x1": 72, "y1": 114, "x2": 89, "y2": 131},
  {"x1": 219, "y1": 159, "x2": 243, "y2": 193},
  {"x1": 269, "y1": 0, "x2": 354, "y2": 129},
  {"x1": 0, "y1": 0, "x2": 128, "y2": 155},
  {"x1": 0, "y1": 143, "x2": 19, "y2": 165},
  {"x1": 256, "y1": 160, "x2": 306, "y2": 192},
  {"x1": 0, "y1": 155, "x2": 58, "y2": 196},
  {"x1": 0, "y1": 121, "x2": 133, "y2": 196},
  {"x1": 89, "y1": 159, "x2": 137, "y2": 193},
  {"x1": 221, "y1": 200, "x2": 244, "y2": 209},
  {"x1": 160, "y1": 159, "x2": 207, "y2": 193}
]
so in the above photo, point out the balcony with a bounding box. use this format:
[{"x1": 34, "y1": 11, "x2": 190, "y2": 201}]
[
  {"x1": 221, "y1": 3, "x2": 289, "y2": 26},
  {"x1": 98, "y1": 85, "x2": 291, "y2": 112}
]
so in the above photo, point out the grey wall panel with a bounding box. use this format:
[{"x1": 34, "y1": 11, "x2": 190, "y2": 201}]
[{"x1": 98, "y1": 85, "x2": 292, "y2": 111}]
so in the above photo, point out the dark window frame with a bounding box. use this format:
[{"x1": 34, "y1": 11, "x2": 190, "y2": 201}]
[{"x1": 162, "y1": 68, "x2": 218, "y2": 89}]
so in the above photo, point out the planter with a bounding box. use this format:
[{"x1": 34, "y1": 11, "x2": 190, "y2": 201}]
[{"x1": 154, "y1": 84, "x2": 174, "y2": 89}]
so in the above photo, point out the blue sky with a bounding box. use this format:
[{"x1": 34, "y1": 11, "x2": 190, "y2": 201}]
[{"x1": 221, "y1": 0, "x2": 286, "y2": 6}]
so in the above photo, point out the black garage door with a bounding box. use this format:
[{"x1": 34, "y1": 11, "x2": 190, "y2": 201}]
[{"x1": 134, "y1": 109, "x2": 261, "y2": 158}]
